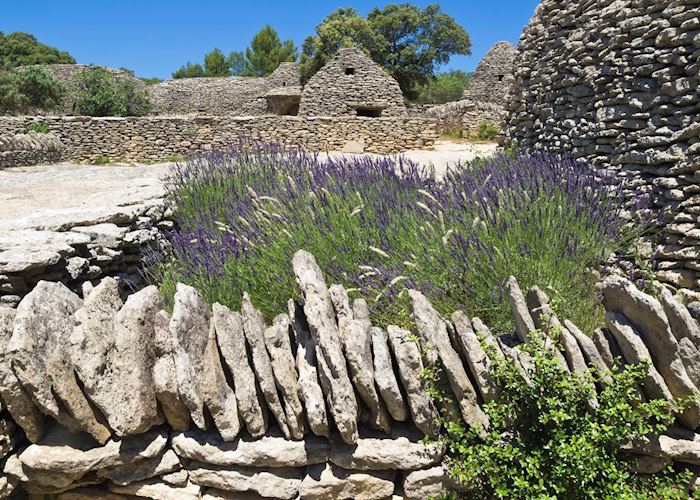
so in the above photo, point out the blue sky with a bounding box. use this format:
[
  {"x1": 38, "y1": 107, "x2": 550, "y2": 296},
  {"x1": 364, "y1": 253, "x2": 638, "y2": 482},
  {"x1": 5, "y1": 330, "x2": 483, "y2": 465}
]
[{"x1": 3, "y1": 0, "x2": 539, "y2": 79}]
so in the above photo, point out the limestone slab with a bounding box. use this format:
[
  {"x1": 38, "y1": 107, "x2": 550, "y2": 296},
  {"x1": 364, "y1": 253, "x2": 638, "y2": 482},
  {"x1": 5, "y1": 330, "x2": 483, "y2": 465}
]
[
  {"x1": 299, "y1": 463, "x2": 395, "y2": 500},
  {"x1": 188, "y1": 461, "x2": 302, "y2": 500},
  {"x1": 371, "y1": 326, "x2": 407, "y2": 421}
]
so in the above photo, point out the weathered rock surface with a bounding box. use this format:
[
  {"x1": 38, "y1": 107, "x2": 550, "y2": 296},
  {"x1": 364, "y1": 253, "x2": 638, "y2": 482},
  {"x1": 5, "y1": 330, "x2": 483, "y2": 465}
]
[
  {"x1": 213, "y1": 302, "x2": 267, "y2": 438},
  {"x1": 387, "y1": 325, "x2": 439, "y2": 437},
  {"x1": 288, "y1": 299, "x2": 328, "y2": 437},
  {"x1": 452, "y1": 311, "x2": 498, "y2": 403},
  {"x1": 506, "y1": 276, "x2": 536, "y2": 342},
  {"x1": 603, "y1": 276, "x2": 700, "y2": 428},
  {"x1": 330, "y1": 286, "x2": 389, "y2": 432},
  {"x1": 565, "y1": 320, "x2": 610, "y2": 381},
  {"x1": 8, "y1": 281, "x2": 110, "y2": 442},
  {"x1": 0, "y1": 307, "x2": 44, "y2": 443},
  {"x1": 264, "y1": 313, "x2": 306, "y2": 440},
  {"x1": 606, "y1": 311, "x2": 674, "y2": 403},
  {"x1": 188, "y1": 462, "x2": 303, "y2": 499},
  {"x1": 152, "y1": 310, "x2": 190, "y2": 431},
  {"x1": 97, "y1": 449, "x2": 181, "y2": 485},
  {"x1": 403, "y1": 466, "x2": 448, "y2": 500},
  {"x1": 409, "y1": 290, "x2": 488, "y2": 428},
  {"x1": 104, "y1": 286, "x2": 164, "y2": 435},
  {"x1": 371, "y1": 326, "x2": 407, "y2": 421},
  {"x1": 171, "y1": 430, "x2": 330, "y2": 467},
  {"x1": 242, "y1": 293, "x2": 290, "y2": 438},
  {"x1": 593, "y1": 328, "x2": 622, "y2": 369},
  {"x1": 299, "y1": 463, "x2": 395, "y2": 500},
  {"x1": 109, "y1": 477, "x2": 201, "y2": 499},
  {"x1": 292, "y1": 250, "x2": 358, "y2": 444},
  {"x1": 661, "y1": 288, "x2": 700, "y2": 347}
]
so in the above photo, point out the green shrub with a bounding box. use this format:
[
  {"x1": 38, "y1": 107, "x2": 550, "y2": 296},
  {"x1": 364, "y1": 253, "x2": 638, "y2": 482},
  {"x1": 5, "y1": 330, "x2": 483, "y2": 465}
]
[
  {"x1": 434, "y1": 332, "x2": 692, "y2": 499},
  {"x1": 73, "y1": 66, "x2": 150, "y2": 117},
  {"x1": 473, "y1": 121, "x2": 499, "y2": 141},
  {"x1": 0, "y1": 31, "x2": 75, "y2": 70},
  {"x1": 26, "y1": 121, "x2": 49, "y2": 133},
  {"x1": 0, "y1": 66, "x2": 65, "y2": 114},
  {"x1": 412, "y1": 70, "x2": 471, "y2": 105}
]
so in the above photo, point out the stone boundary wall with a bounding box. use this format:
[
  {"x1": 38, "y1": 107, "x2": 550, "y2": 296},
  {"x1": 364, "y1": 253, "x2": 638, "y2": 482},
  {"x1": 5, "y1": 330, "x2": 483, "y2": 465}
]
[
  {"x1": 426, "y1": 100, "x2": 506, "y2": 137},
  {"x1": 505, "y1": 0, "x2": 700, "y2": 296},
  {"x1": 3, "y1": 250, "x2": 700, "y2": 498},
  {"x1": 0, "y1": 133, "x2": 65, "y2": 169},
  {"x1": 0, "y1": 116, "x2": 437, "y2": 161}
]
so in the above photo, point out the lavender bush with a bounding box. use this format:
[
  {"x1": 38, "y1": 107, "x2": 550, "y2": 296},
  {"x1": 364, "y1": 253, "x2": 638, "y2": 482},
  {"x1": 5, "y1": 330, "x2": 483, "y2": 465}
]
[{"x1": 151, "y1": 143, "x2": 644, "y2": 333}]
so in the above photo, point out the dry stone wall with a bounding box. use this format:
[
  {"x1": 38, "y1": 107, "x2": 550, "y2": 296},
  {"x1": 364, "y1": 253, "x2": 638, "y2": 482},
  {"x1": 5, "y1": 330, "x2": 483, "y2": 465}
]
[
  {"x1": 463, "y1": 41, "x2": 517, "y2": 104},
  {"x1": 505, "y1": 0, "x2": 700, "y2": 298},
  {"x1": 299, "y1": 48, "x2": 406, "y2": 117},
  {"x1": 426, "y1": 100, "x2": 507, "y2": 137},
  {"x1": 0, "y1": 115, "x2": 437, "y2": 161},
  {"x1": 3, "y1": 250, "x2": 700, "y2": 498},
  {"x1": 0, "y1": 132, "x2": 64, "y2": 169}
]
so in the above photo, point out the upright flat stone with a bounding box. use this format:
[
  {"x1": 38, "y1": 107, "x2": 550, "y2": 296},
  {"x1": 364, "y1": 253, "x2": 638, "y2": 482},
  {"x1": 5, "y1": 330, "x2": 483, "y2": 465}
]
[
  {"x1": 592, "y1": 328, "x2": 622, "y2": 369},
  {"x1": 603, "y1": 276, "x2": 700, "y2": 428},
  {"x1": 170, "y1": 284, "x2": 241, "y2": 440},
  {"x1": 188, "y1": 462, "x2": 302, "y2": 500},
  {"x1": 152, "y1": 310, "x2": 190, "y2": 431},
  {"x1": 678, "y1": 337, "x2": 700, "y2": 389},
  {"x1": 506, "y1": 276, "x2": 536, "y2": 342},
  {"x1": 606, "y1": 312, "x2": 674, "y2": 403},
  {"x1": 299, "y1": 463, "x2": 395, "y2": 500},
  {"x1": 371, "y1": 326, "x2": 407, "y2": 421},
  {"x1": 409, "y1": 290, "x2": 488, "y2": 429},
  {"x1": 241, "y1": 293, "x2": 290, "y2": 438},
  {"x1": 69, "y1": 278, "x2": 123, "y2": 437},
  {"x1": 403, "y1": 467, "x2": 448, "y2": 500},
  {"x1": 106, "y1": 286, "x2": 164, "y2": 435},
  {"x1": 292, "y1": 250, "x2": 358, "y2": 444},
  {"x1": 171, "y1": 429, "x2": 330, "y2": 467},
  {"x1": 387, "y1": 325, "x2": 439, "y2": 437},
  {"x1": 525, "y1": 287, "x2": 572, "y2": 371},
  {"x1": 8, "y1": 281, "x2": 110, "y2": 443},
  {"x1": 472, "y1": 317, "x2": 503, "y2": 357},
  {"x1": 264, "y1": 314, "x2": 306, "y2": 440},
  {"x1": 213, "y1": 303, "x2": 267, "y2": 438},
  {"x1": 565, "y1": 320, "x2": 610, "y2": 381},
  {"x1": 452, "y1": 311, "x2": 498, "y2": 403},
  {"x1": 660, "y1": 288, "x2": 700, "y2": 347},
  {"x1": 0, "y1": 307, "x2": 44, "y2": 443},
  {"x1": 330, "y1": 286, "x2": 389, "y2": 432},
  {"x1": 288, "y1": 299, "x2": 329, "y2": 437}
]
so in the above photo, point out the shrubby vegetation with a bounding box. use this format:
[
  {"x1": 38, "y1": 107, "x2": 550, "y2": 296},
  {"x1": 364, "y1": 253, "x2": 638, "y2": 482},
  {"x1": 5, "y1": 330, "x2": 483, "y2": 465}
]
[
  {"x1": 152, "y1": 144, "x2": 643, "y2": 334},
  {"x1": 433, "y1": 332, "x2": 691, "y2": 499},
  {"x1": 300, "y1": 4, "x2": 471, "y2": 98},
  {"x1": 25, "y1": 121, "x2": 49, "y2": 133},
  {"x1": 0, "y1": 66, "x2": 65, "y2": 114},
  {"x1": 0, "y1": 31, "x2": 75, "y2": 70},
  {"x1": 473, "y1": 121, "x2": 500, "y2": 141},
  {"x1": 173, "y1": 26, "x2": 297, "y2": 79},
  {"x1": 411, "y1": 70, "x2": 471, "y2": 104},
  {"x1": 73, "y1": 66, "x2": 150, "y2": 116}
]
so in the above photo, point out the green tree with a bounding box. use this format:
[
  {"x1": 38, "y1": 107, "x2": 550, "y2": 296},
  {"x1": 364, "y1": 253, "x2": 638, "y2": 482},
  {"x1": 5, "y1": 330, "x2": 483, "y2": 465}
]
[
  {"x1": 204, "y1": 48, "x2": 230, "y2": 77},
  {"x1": 73, "y1": 66, "x2": 150, "y2": 116},
  {"x1": 172, "y1": 62, "x2": 205, "y2": 79},
  {"x1": 230, "y1": 25, "x2": 298, "y2": 77},
  {"x1": 0, "y1": 66, "x2": 65, "y2": 114},
  {"x1": 412, "y1": 69, "x2": 471, "y2": 104},
  {"x1": 0, "y1": 31, "x2": 75, "y2": 70},
  {"x1": 300, "y1": 4, "x2": 471, "y2": 98}
]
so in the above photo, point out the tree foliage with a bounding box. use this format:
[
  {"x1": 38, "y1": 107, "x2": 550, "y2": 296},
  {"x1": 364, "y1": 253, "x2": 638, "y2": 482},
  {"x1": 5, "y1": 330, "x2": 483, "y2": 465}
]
[
  {"x1": 433, "y1": 332, "x2": 693, "y2": 499},
  {"x1": 230, "y1": 25, "x2": 297, "y2": 77},
  {"x1": 73, "y1": 66, "x2": 150, "y2": 116},
  {"x1": 172, "y1": 62, "x2": 205, "y2": 79},
  {"x1": 203, "y1": 48, "x2": 230, "y2": 77},
  {"x1": 0, "y1": 31, "x2": 75, "y2": 70},
  {"x1": 0, "y1": 66, "x2": 66, "y2": 114},
  {"x1": 412, "y1": 70, "x2": 471, "y2": 104},
  {"x1": 300, "y1": 4, "x2": 471, "y2": 97}
]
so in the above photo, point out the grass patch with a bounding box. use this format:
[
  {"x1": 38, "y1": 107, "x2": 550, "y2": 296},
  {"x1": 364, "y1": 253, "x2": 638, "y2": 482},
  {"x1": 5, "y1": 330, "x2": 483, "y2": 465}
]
[
  {"x1": 149, "y1": 143, "x2": 646, "y2": 334},
  {"x1": 25, "y1": 121, "x2": 49, "y2": 134}
]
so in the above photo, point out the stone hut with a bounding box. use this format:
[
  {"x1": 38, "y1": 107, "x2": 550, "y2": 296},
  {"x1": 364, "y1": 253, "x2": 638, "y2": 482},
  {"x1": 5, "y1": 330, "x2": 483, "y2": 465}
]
[
  {"x1": 148, "y1": 62, "x2": 301, "y2": 116},
  {"x1": 463, "y1": 41, "x2": 517, "y2": 104},
  {"x1": 298, "y1": 47, "x2": 406, "y2": 117}
]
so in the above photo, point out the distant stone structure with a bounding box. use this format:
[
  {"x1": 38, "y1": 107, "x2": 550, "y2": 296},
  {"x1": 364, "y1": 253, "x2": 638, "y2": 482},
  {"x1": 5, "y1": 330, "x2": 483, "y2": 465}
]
[
  {"x1": 149, "y1": 63, "x2": 301, "y2": 116},
  {"x1": 505, "y1": 0, "x2": 700, "y2": 298},
  {"x1": 425, "y1": 42, "x2": 516, "y2": 138},
  {"x1": 463, "y1": 41, "x2": 517, "y2": 104},
  {"x1": 299, "y1": 47, "x2": 406, "y2": 117},
  {"x1": 0, "y1": 132, "x2": 64, "y2": 169}
]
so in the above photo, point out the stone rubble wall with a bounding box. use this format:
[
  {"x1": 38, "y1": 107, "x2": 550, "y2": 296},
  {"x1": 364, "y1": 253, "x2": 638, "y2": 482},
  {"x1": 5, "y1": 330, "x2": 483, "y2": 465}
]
[
  {"x1": 463, "y1": 41, "x2": 517, "y2": 104},
  {"x1": 3, "y1": 250, "x2": 700, "y2": 498},
  {"x1": 148, "y1": 63, "x2": 301, "y2": 116},
  {"x1": 299, "y1": 47, "x2": 406, "y2": 117},
  {"x1": 426, "y1": 100, "x2": 507, "y2": 137},
  {"x1": 504, "y1": 0, "x2": 700, "y2": 297},
  {"x1": 0, "y1": 201, "x2": 172, "y2": 308},
  {"x1": 0, "y1": 115, "x2": 437, "y2": 161},
  {"x1": 0, "y1": 132, "x2": 65, "y2": 169}
]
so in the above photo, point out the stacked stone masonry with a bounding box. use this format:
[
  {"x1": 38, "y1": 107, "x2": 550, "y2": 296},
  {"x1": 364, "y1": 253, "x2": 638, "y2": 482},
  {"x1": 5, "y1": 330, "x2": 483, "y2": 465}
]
[
  {"x1": 3, "y1": 250, "x2": 700, "y2": 498},
  {"x1": 505, "y1": 0, "x2": 700, "y2": 297},
  {"x1": 0, "y1": 115, "x2": 437, "y2": 164},
  {"x1": 298, "y1": 48, "x2": 406, "y2": 117},
  {"x1": 0, "y1": 132, "x2": 64, "y2": 169}
]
